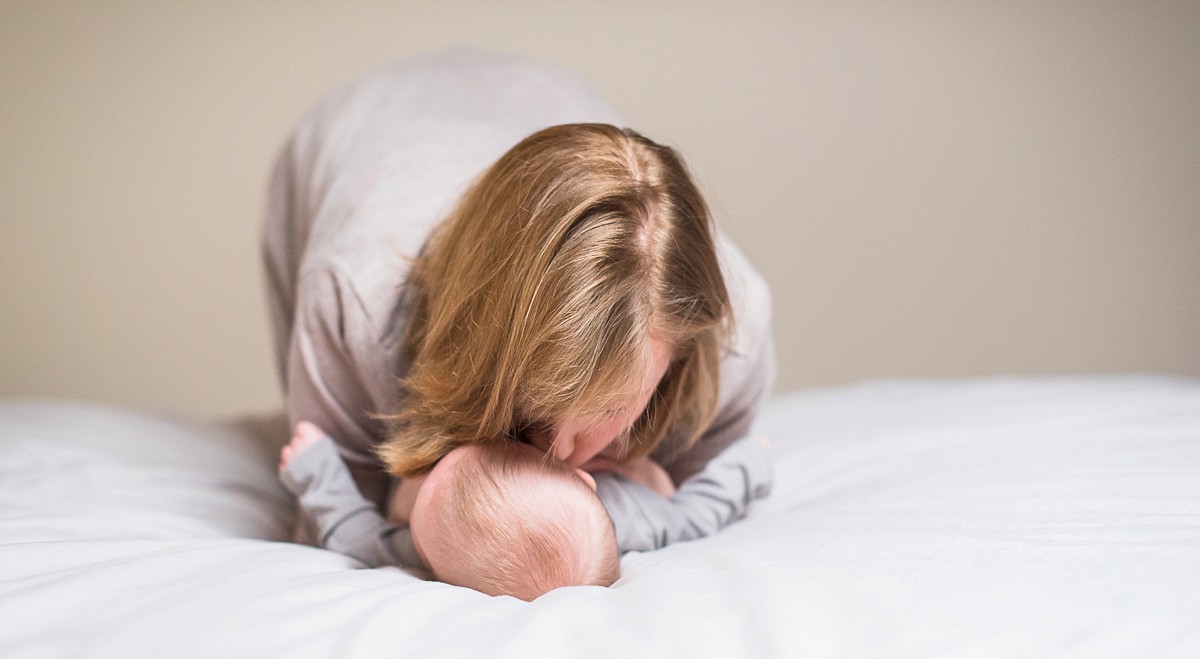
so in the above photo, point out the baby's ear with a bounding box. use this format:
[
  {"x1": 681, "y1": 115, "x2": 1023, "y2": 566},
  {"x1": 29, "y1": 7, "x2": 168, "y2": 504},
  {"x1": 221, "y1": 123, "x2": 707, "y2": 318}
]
[{"x1": 575, "y1": 468, "x2": 597, "y2": 492}]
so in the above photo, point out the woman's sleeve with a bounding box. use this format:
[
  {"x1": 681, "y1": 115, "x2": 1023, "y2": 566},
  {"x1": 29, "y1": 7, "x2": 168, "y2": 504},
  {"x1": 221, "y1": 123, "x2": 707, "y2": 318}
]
[
  {"x1": 284, "y1": 267, "x2": 397, "y2": 508},
  {"x1": 661, "y1": 234, "x2": 777, "y2": 483}
]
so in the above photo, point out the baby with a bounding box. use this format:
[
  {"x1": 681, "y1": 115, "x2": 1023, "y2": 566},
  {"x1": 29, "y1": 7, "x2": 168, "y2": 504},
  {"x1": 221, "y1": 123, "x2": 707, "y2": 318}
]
[{"x1": 279, "y1": 422, "x2": 619, "y2": 601}]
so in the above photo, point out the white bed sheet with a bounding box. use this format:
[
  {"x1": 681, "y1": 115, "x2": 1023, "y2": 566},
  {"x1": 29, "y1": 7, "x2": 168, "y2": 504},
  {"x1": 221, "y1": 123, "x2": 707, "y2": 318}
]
[{"x1": 2, "y1": 376, "x2": 1198, "y2": 658}]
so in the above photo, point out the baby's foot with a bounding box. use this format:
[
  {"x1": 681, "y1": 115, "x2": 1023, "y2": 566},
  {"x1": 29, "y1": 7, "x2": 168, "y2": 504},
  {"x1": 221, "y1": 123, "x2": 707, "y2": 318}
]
[{"x1": 279, "y1": 421, "x2": 327, "y2": 473}]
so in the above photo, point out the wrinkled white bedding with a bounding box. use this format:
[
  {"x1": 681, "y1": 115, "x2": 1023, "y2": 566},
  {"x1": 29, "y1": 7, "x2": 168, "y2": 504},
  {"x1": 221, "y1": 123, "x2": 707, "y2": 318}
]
[{"x1": 2, "y1": 377, "x2": 1198, "y2": 658}]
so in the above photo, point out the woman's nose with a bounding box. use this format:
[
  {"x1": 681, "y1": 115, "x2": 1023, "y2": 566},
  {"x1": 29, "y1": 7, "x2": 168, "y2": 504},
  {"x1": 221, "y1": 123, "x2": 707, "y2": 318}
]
[{"x1": 551, "y1": 432, "x2": 577, "y2": 464}]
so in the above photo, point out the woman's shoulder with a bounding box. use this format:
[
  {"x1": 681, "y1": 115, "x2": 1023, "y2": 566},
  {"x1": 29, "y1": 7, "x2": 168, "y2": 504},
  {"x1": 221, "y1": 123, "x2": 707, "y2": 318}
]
[{"x1": 714, "y1": 229, "x2": 773, "y2": 347}]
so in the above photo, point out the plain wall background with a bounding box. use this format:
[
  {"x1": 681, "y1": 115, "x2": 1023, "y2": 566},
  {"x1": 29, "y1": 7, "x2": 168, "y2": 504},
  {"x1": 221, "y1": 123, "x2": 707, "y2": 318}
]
[{"x1": 2, "y1": 1, "x2": 1198, "y2": 420}]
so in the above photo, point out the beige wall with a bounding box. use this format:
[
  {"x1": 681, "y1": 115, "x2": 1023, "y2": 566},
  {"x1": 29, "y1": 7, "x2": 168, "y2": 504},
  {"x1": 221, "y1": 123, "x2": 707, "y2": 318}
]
[{"x1": 2, "y1": 1, "x2": 1198, "y2": 419}]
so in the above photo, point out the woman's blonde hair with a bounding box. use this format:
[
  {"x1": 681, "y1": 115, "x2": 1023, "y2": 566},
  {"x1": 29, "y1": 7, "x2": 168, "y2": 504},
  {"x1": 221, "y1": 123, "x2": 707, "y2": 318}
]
[{"x1": 378, "y1": 123, "x2": 729, "y2": 477}]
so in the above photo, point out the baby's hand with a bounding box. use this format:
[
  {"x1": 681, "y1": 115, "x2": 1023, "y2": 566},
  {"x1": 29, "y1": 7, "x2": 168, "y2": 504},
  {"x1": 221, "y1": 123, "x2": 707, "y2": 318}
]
[
  {"x1": 605, "y1": 457, "x2": 677, "y2": 497},
  {"x1": 279, "y1": 421, "x2": 327, "y2": 474}
]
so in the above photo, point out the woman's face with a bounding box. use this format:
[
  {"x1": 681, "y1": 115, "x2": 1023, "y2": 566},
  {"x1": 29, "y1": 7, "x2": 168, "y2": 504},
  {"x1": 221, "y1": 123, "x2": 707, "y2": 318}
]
[{"x1": 527, "y1": 337, "x2": 673, "y2": 470}]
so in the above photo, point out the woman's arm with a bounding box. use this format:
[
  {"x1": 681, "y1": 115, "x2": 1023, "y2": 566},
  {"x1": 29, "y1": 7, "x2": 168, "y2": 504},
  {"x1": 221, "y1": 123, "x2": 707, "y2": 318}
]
[{"x1": 283, "y1": 267, "x2": 400, "y2": 508}]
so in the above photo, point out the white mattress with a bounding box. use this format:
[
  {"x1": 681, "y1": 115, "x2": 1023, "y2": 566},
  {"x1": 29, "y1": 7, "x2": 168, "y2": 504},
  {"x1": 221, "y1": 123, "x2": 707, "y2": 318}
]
[{"x1": 2, "y1": 376, "x2": 1198, "y2": 658}]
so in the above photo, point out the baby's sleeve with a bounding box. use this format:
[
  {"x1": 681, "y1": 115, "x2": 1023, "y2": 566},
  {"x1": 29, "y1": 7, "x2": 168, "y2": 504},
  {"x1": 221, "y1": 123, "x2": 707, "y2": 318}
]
[
  {"x1": 280, "y1": 437, "x2": 426, "y2": 571},
  {"x1": 595, "y1": 435, "x2": 773, "y2": 553}
]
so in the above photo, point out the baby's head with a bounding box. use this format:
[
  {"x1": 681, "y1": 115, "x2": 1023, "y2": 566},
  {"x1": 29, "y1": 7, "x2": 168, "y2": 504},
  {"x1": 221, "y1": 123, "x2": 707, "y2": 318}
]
[{"x1": 410, "y1": 440, "x2": 619, "y2": 601}]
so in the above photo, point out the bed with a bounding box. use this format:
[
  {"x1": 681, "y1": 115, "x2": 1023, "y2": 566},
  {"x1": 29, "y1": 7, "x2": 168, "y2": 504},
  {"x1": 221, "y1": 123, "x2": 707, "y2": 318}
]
[{"x1": 2, "y1": 376, "x2": 1198, "y2": 658}]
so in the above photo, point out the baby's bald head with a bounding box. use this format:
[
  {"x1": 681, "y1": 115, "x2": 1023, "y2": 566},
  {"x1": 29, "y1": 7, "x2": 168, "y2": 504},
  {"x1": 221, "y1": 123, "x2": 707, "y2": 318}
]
[{"x1": 411, "y1": 440, "x2": 619, "y2": 601}]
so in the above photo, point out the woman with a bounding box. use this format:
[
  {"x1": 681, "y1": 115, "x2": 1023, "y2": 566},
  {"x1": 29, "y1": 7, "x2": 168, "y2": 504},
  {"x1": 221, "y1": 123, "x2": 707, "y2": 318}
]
[{"x1": 263, "y1": 49, "x2": 774, "y2": 552}]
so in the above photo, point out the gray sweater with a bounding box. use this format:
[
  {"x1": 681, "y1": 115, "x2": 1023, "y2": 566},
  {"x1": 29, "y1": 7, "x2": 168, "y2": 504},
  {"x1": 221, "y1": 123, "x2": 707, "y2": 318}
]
[
  {"x1": 281, "y1": 437, "x2": 425, "y2": 570},
  {"x1": 263, "y1": 48, "x2": 776, "y2": 548},
  {"x1": 280, "y1": 434, "x2": 773, "y2": 566}
]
